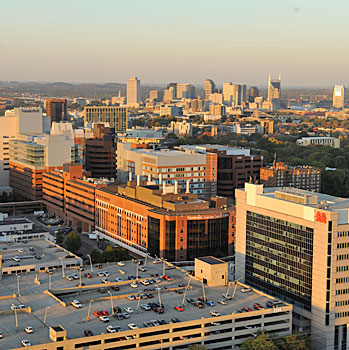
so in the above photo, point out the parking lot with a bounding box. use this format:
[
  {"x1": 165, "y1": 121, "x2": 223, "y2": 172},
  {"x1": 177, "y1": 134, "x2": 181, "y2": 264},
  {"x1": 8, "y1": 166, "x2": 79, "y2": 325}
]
[{"x1": 0, "y1": 256, "x2": 286, "y2": 349}]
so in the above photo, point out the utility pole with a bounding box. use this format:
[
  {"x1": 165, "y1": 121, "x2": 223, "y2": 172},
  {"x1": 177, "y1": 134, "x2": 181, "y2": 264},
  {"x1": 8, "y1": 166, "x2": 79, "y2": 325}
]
[
  {"x1": 87, "y1": 254, "x2": 93, "y2": 273},
  {"x1": 87, "y1": 300, "x2": 92, "y2": 321},
  {"x1": 181, "y1": 275, "x2": 192, "y2": 306},
  {"x1": 44, "y1": 306, "x2": 50, "y2": 326},
  {"x1": 14, "y1": 308, "x2": 18, "y2": 331}
]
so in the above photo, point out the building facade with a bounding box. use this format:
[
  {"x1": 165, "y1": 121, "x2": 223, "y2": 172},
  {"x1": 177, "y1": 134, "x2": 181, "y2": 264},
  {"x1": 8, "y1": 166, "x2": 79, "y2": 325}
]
[
  {"x1": 43, "y1": 163, "x2": 113, "y2": 232},
  {"x1": 296, "y1": 137, "x2": 340, "y2": 148},
  {"x1": 333, "y1": 85, "x2": 345, "y2": 109},
  {"x1": 267, "y1": 74, "x2": 281, "y2": 102},
  {"x1": 127, "y1": 76, "x2": 140, "y2": 107},
  {"x1": 180, "y1": 145, "x2": 263, "y2": 198},
  {"x1": 95, "y1": 181, "x2": 234, "y2": 260},
  {"x1": 117, "y1": 143, "x2": 218, "y2": 198},
  {"x1": 261, "y1": 162, "x2": 321, "y2": 192},
  {"x1": 204, "y1": 79, "x2": 216, "y2": 100},
  {"x1": 236, "y1": 184, "x2": 349, "y2": 350},
  {"x1": 45, "y1": 99, "x2": 67, "y2": 123},
  {"x1": 84, "y1": 106, "x2": 127, "y2": 131}
]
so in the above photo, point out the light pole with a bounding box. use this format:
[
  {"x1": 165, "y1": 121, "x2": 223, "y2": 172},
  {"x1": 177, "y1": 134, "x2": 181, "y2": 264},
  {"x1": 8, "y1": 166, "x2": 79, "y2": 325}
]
[
  {"x1": 16, "y1": 274, "x2": 20, "y2": 296},
  {"x1": 107, "y1": 291, "x2": 114, "y2": 315},
  {"x1": 14, "y1": 308, "x2": 18, "y2": 331},
  {"x1": 79, "y1": 268, "x2": 82, "y2": 288},
  {"x1": 87, "y1": 300, "x2": 93, "y2": 321},
  {"x1": 232, "y1": 278, "x2": 243, "y2": 299},
  {"x1": 59, "y1": 257, "x2": 65, "y2": 278},
  {"x1": 162, "y1": 259, "x2": 167, "y2": 277},
  {"x1": 49, "y1": 273, "x2": 52, "y2": 290},
  {"x1": 87, "y1": 254, "x2": 93, "y2": 273},
  {"x1": 181, "y1": 275, "x2": 192, "y2": 306},
  {"x1": 201, "y1": 280, "x2": 206, "y2": 302},
  {"x1": 44, "y1": 306, "x2": 50, "y2": 326},
  {"x1": 144, "y1": 253, "x2": 149, "y2": 267},
  {"x1": 136, "y1": 263, "x2": 139, "y2": 280}
]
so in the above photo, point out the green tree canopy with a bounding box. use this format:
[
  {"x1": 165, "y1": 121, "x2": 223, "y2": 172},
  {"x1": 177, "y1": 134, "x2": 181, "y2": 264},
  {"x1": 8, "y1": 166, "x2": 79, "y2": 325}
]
[
  {"x1": 241, "y1": 332, "x2": 277, "y2": 350},
  {"x1": 64, "y1": 231, "x2": 81, "y2": 253}
]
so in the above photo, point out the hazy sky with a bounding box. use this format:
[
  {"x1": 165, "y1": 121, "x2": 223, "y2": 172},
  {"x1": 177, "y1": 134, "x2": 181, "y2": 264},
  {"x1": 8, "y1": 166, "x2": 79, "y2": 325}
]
[{"x1": 1, "y1": 0, "x2": 348, "y2": 86}]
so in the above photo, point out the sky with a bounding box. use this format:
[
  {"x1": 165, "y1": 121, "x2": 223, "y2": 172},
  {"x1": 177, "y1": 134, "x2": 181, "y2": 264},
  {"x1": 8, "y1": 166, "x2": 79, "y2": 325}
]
[{"x1": 0, "y1": 0, "x2": 348, "y2": 86}]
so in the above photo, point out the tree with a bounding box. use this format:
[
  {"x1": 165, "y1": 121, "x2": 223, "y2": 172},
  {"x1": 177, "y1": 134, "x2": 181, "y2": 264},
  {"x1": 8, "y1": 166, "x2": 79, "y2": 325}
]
[
  {"x1": 89, "y1": 245, "x2": 129, "y2": 263},
  {"x1": 276, "y1": 333, "x2": 312, "y2": 350},
  {"x1": 64, "y1": 231, "x2": 81, "y2": 253},
  {"x1": 241, "y1": 332, "x2": 277, "y2": 350},
  {"x1": 55, "y1": 231, "x2": 64, "y2": 245}
]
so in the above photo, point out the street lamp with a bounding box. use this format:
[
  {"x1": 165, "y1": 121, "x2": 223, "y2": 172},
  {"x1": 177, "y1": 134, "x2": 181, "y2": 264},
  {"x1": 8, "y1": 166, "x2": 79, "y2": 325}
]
[
  {"x1": 14, "y1": 308, "x2": 18, "y2": 331},
  {"x1": 107, "y1": 291, "x2": 114, "y2": 315},
  {"x1": 87, "y1": 254, "x2": 93, "y2": 273},
  {"x1": 232, "y1": 277, "x2": 243, "y2": 299},
  {"x1": 16, "y1": 274, "x2": 20, "y2": 296},
  {"x1": 59, "y1": 257, "x2": 65, "y2": 278},
  {"x1": 49, "y1": 272, "x2": 52, "y2": 290},
  {"x1": 44, "y1": 306, "x2": 50, "y2": 326}
]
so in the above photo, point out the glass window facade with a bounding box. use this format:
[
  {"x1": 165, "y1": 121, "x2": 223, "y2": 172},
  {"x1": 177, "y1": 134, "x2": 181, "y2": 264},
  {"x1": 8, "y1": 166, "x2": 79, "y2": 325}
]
[
  {"x1": 148, "y1": 216, "x2": 160, "y2": 256},
  {"x1": 245, "y1": 211, "x2": 314, "y2": 311},
  {"x1": 187, "y1": 217, "x2": 229, "y2": 260},
  {"x1": 165, "y1": 221, "x2": 176, "y2": 261}
]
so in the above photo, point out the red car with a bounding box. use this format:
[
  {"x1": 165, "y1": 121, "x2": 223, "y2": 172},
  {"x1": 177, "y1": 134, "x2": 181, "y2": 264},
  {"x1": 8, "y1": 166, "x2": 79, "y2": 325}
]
[
  {"x1": 174, "y1": 306, "x2": 184, "y2": 312},
  {"x1": 93, "y1": 311, "x2": 103, "y2": 317},
  {"x1": 163, "y1": 275, "x2": 173, "y2": 281},
  {"x1": 111, "y1": 286, "x2": 120, "y2": 291},
  {"x1": 85, "y1": 273, "x2": 92, "y2": 278},
  {"x1": 243, "y1": 307, "x2": 253, "y2": 312},
  {"x1": 253, "y1": 303, "x2": 263, "y2": 310},
  {"x1": 100, "y1": 310, "x2": 109, "y2": 316}
]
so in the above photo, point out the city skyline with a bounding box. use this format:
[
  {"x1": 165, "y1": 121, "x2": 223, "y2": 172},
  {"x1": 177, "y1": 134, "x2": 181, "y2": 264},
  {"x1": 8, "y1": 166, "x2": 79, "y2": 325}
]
[{"x1": 1, "y1": 0, "x2": 349, "y2": 86}]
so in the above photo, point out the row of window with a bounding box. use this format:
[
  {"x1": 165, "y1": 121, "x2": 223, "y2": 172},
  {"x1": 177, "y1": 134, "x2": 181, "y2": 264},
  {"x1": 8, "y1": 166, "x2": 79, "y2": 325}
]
[
  {"x1": 336, "y1": 277, "x2": 349, "y2": 284},
  {"x1": 336, "y1": 289, "x2": 349, "y2": 295},
  {"x1": 337, "y1": 266, "x2": 349, "y2": 272},
  {"x1": 337, "y1": 255, "x2": 349, "y2": 261},
  {"x1": 337, "y1": 243, "x2": 349, "y2": 249},
  {"x1": 338, "y1": 231, "x2": 349, "y2": 237},
  {"x1": 335, "y1": 300, "x2": 349, "y2": 307},
  {"x1": 336, "y1": 311, "x2": 349, "y2": 318}
]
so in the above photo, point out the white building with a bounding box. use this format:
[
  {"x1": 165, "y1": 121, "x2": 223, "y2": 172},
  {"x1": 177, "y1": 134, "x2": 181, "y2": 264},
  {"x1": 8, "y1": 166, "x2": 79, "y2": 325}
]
[
  {"x1": 297, "y1": 137, "x2": 340, "y2": 148},
  {"x1": 0, "y1": 108, "x2": 50, "y2": 192},
  {"x1": 127, "y1": 76, "x2": 140, "y2": 107},
  {"x1": 176, "y1": 83, "x2": 195, "y2": 99},
  {"x1": 159, "y1": 105, "x2": 182, "y2": 117},
  {"x1": 169, "y1": 120, "x2": 193, "y2": 136}
]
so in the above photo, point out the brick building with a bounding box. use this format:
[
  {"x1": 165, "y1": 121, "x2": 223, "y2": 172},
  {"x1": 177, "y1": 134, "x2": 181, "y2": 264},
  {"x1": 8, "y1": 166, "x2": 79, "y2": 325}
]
[
  {"x1": 260, "y1": 162, "x2": 321, "y2": 192},
  {"x1": 95, "y1": 180, "x2": 234, "y2": 261},
  {"x1": 43, "y1": 163, "x2": 114, "y2": 232}
]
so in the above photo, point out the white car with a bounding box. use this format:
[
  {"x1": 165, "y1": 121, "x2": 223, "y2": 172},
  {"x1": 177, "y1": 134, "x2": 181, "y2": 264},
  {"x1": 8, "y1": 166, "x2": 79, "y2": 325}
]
[
  {"x1": 11, "y1": 304, "x2": 18, "y2": 310},
  {"x1": 103, "y1": 271, "x2": 110, "y2": 277},
  {"x1": 0, "y1": 331, "x2": 3, "y2": 338},
  {"x1": 115, "y1": 277, "x2": 123, "y2": 282},
  {"x1": 71, "y1": 300, "x2": 82, "y2": 308},
  {"x1": 117, "y1": 262, "x2": 125, "y2": 267},
  {"x1": 210, "y1": 310, "x2": 221, "y2": 317},
  {"x1": 71, "y1": 273, "x2": 79, "y2": 280},
  {"x1": 124, "y1": 307, "x2": 133, "y2": 314},
  {"x1": 141, "y1": 304, "x2": 151, "y2": 311},
  {"x1": 106, "y1": 325, "x2": 116, "y2": 333},
  {"x1": 102, "y1": 278, "x2": 109, "y2": 284},
  {"x1": 97, "y1": 272, "x2": 105, "y2": 278},
  {"x1": 130, "y1": 283, "x2": 138, "y2": 288},
  {"x1": 141, "y1": 280, "x2": 150, "y2": 286},
  {"x1": 66, "y1": 275, "x2": 74, "y2": 281},
  {"x1": 241, "y1": 287, "x2": 252, "y2": 293},
  {"x1": 99, "y1": 315, "x2": 109, "y2": 322},
  {"x1": 128, "y1": 323, "x2": 137, "y2": 330},
  {"x1": 139, "y1": 267, "x2": 146, "y2": 272},
  {"x1": 218, "y1": 300, "x2": 227, "y2": 305},
  {"x1": 24, "y1": 327, "x2": 33, "y2": 334},
  {"x1": 12, "y1": 256, "x2": 20, "y2": 262},
  {"x1": 21, "y1": 339, "x2": 31, "y2": 347},
  {"x1": 18, "y1": 304, "x2": 26, "y2": 309},
  {"x1": 18, "y1": 248, "x2": 24, "y2": 253}
]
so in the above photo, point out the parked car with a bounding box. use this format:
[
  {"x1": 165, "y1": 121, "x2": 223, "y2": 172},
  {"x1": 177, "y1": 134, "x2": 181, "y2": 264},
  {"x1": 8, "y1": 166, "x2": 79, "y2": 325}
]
[
  {"x1": 111, "y1": 286, "x2": 120, "y2": 291},
  {"x1": 24, "y1": 327, "x2": 33, "y2": 334},
  {"x1": 218, "y1": 300, "x2": 227, "y2": 305},
  {"x1": 115, "y1": 277, "x2": 123, "y2": 282},
  {"x1": 106, "y1": 325, "x2": 116, "y2": 333},
  {"x1": 85, "y1": 273, "x2": 92, "y2": 278},
  {"x1": 130, "y1": 283, "x2": 138, "y2": 288},
  {"x1": 71, "y1": 300, "x2": 82, "y2": 309},
  {"x1": 210, "y1": 310, "x2": 221, "y2": 317},
  {"x1": 21, "y1": 339, "x2": 31, "y2": 347},
  {"x1": 99, "y1": 315, "x2": 109, "y2": 322},
  {"x1": 253, "y1": 303, "x2": 263, "y2": 310},
  {"x1": 206, "y1": 301, "x2": 215, "y2": 307},
  {"x1": 128, "y1": 323, "x2": 137, "y2": 330},
  {"x1": 241, "y1": 287, "x2": 252, "y2": 293},
  {"x1": 124, "y1": 307, "x2": 133, "y2": 314},
  {"x1": 174, "y1": 306, "x2": 184, "y2": 312},
  {"x1": 141, "y1": 304, "x2": 151, "y2": 311},
  {"x1": 84, "y1": 329, "x2": 93, "y2": 336},
  {"x1": 117, "y1": 262, "x2": 125, "y2": 267}
]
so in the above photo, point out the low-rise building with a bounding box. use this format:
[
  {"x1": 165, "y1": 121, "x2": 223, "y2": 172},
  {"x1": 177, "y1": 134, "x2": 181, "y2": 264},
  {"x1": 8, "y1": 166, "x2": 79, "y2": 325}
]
[
  {"x1": 260, "y1": 162, "x2": 321, "y2": 192},
  {"x1": 296, "y1": 136, "x2": 340, "y2": 148}
]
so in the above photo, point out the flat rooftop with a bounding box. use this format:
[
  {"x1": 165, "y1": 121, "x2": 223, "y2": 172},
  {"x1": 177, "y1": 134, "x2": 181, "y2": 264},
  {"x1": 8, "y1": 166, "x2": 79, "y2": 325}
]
[
  {"x1": 196, "y1": 256, "x2": 225, "y2": 265},
  {"x1": 0, "y1": 240, "x2": 79, "y2": 269},
  {"x1": 0, "y1": 256, "x2": 288, "y2": 349},
  {"x1": 0, "y1": 219, "x2": 31, "y2": 226}
]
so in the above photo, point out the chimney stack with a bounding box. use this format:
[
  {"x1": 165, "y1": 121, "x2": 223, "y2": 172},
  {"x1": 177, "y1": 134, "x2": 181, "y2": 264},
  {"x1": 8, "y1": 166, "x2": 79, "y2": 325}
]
[
  {"x1": 129, "y1": 172, "x2": 132, "y2": 182},
  {"x1": 174, "y1": 180, "x2": 178, "y2": 194},
  {"x1": 186, "y1": 180, "x2": 190, "y2": 193},
  {"x1": 137, "y1": 175, "x2": 140, "y2": 186}
]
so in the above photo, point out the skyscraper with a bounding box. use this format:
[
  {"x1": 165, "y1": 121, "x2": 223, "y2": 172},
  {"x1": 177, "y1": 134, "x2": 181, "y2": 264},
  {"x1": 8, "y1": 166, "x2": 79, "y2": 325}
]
[
  {"x1": 267, "y1": 74, "x2": 281, "y2": 102},
  {"x1": 176, "y1": 83, "x2": 195, "y2": 99},
  {"x1": 45, "y1": 99, "x2": 67, "y2": 123},
  {"x1": 223, "y1": 83, "x2": 246, "y2": 106},
  {"x1": 333, "y1": 85, "x2": 345, "y2": 109},
  {"x1": 127, "y1": 76, "x2": 140, "y2": 107},
  {"x1": 203, "y1": 79, "x2": 216, "y2": 100},
  {"x1": 248, "y1": 86, "x2": 259, "y2": 102}
]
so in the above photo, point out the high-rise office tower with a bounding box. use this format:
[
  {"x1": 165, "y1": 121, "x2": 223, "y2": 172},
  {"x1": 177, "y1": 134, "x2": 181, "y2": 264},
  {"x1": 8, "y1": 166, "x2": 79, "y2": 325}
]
[
  {"x1": 167, "y1": 83, "x2": 178, "y2": 98},
  {"x1": 127, "y1": 76, "x2": 140, "y2": 107},
  {"x1": 248, "y1": 86, "x2": 259, "y2": 102},
  {"x1": 176, "y1": 83, "x2": 195, "y2": 99},
  {"x1": 203, "y1": 79, "x2": 216, "y2": 100},
  {"x1": 223, "y1": 83, "x2": 246, "y2": 106},
  {"x1": 267, "y1": 74, "x2": 281, "y2": 102},
  {"x1": 45, "y1": 99, "x2": 67, "y2": 123},
  {"x1": 84, "y1": 106, "x2": 127, "y2": 131},
  {"x1": 333, "y1": 85, "x2": 345, "y2": 109}
]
